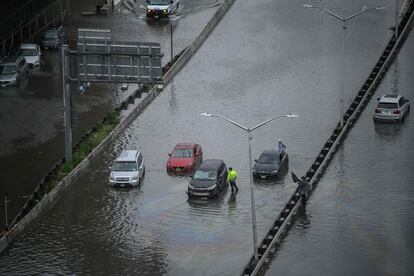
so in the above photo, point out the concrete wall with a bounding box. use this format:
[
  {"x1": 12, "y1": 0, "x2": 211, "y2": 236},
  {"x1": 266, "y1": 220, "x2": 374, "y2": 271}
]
[{"x1": 0, "y1": 0, "x2": 236, "y2": 255}]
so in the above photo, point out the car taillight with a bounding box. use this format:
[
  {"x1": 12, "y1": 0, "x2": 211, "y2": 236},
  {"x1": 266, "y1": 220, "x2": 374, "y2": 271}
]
[
  {"x1": 393, "y1": 110, "x2": 400, "y2": 114},
  {"x1": 374, "y1": 109, "x2": 381, "y2": 113}
]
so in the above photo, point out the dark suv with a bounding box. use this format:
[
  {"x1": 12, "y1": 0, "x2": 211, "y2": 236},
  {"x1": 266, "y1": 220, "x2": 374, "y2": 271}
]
[
  {"x1": 0, "y1": 55, "x2": 29, "y2": 88},
  {"x1": 41, "y1": 26, "x2": 65, "y2": 49},
  {"x1": 187, "y1": 159, "x2": 228, "y2": 199}
]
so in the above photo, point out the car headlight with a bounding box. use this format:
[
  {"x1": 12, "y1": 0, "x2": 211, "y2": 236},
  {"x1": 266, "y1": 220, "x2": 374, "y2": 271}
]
[
  {"x1": 131, "y1": 175, "x2": 138, "y2": 181},
  {"x1": 188, "y1": 183, "x2": 194, "y2": 189},
  {"x1": 147, "y1": 9, "x2": 151, "y2": 12},
  {"x1": 271, "y1": 170, "x2": 278, "y2": 175},
  {"x1": 163, "y1": 9, "x2": 167, "y2": 12},
  {"x1": 109, "y1": 174, "x2": 114, "y2": 181}
]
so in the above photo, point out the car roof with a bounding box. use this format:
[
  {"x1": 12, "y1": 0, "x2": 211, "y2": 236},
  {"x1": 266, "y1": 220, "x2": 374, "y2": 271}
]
[
  {"x1": 20, "y1": 43, "x2": 38, "y2": 49},
  {"x1": 260, "y1": 149, "x2": 280, "y2": 156},
  {"x1": 0, "y1": 55, "x2": 21, "y2": 64},
  {"x1": 198, "y1": 159, "x2": 224, "y2": 170},
  {"x1": 379, "y1": 94, "x2": 400, "y2": 103},
  {"x1": 175, "y1": 143, "x2": 197, "y2": 149},
  {"x1": 115, "y1": 150, "x2": 140, "y2": 161}
]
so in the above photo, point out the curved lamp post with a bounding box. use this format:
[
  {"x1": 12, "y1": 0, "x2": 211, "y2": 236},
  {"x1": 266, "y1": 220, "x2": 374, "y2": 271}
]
[
  {"x1": 200, "y1": 112, "x2": 298, "y2": 261},
  {"x1": 304, "y1": 4, "x2": 384, "y2": 127}
]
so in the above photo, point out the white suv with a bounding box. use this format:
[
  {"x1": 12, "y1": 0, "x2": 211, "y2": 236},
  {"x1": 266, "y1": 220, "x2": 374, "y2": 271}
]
[
  {"x1": 109, "y1": 150, "x2": 145, "y2": 187},
  {"x1": 374, "y1": 95, "x2": 410, "y2": 122}
]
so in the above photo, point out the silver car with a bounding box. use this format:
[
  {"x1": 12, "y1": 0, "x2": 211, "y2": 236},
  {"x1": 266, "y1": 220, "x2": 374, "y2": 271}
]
[
  {"x1": 0, "y1": 55, "x2": 29, "y2": 88},
  {"x1": 19, "y1": 43, "x2": 41, "y2": 68},
  {"x1": 374, "y1": 95, "x2": 410, "y2": 122},
  {"x1": 108, "y1": 150, "x2": 145, "y2": 187}
]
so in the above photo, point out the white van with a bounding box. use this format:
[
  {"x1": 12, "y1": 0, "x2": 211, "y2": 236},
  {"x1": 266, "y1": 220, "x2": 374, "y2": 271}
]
[
  {"x1": 146, "y1": 0, "x2": 179, "y2": 19},
  {"x1": 109, "y1": 150, "x2": 145, "y2": 187}
]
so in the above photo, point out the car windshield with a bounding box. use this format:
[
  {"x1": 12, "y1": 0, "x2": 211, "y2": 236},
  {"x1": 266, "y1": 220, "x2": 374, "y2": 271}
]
[
  {"x1": 19, "y1": 48, "x2": 37, "y2": 56},
  {"x1": 149, "y1": 0, "x2": 169, "y2": 4},
  {"x1": 194, "y1": 170, "x2": 217, "y2": 180},
  {"x1": 112, "y1": 161, "x2": 137, "y2": 171},
  {"x1": 257, "y1": 153, "x2": 278, "y2": 164},
  {"x1": 378, "y1": 102, "x2": 398, "y2": 109},
  {"x1": 172, "y1": 148, "x2": 192, "y2": 158},
  {"x1": 0, "y1": 65, "x2": 16, "y2": 75},
  {"x1": 44, "y1": 31, "x2": 58, "y2": 39}
]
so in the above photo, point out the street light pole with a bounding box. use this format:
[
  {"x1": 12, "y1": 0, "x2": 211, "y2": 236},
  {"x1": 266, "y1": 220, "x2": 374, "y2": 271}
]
[
  {"x1": 304, "y1": 4, "x2": 384, "y2": 127},
  {"x1": 395, "y1": 0, "x2": 399, "y2": 39},
  {"x1": 201, "y1": 112, "x2": 298, "y2": 261}
]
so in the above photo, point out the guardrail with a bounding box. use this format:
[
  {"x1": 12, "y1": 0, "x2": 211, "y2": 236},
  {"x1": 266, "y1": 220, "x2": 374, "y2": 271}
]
[{"x1": 243, "y1": 1, "x2": 414, "y2": 275}]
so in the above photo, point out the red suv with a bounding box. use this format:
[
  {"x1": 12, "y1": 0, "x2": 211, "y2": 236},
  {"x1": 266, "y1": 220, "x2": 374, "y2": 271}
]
[{"x1": 167, "y1": 143, "x2": 203, "y2": 173}]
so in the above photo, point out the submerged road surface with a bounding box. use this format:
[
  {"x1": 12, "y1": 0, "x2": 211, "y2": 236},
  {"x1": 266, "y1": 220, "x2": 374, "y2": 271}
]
[
  {"x1": 0, "y1": 0, "x2": 219, "y2": 223},
  {"x1": 265, "y1": 29, "x2": 414, "y2": 276},
  {"x1": 0, "y1": 0, "x2": 401, "y2": 274}
]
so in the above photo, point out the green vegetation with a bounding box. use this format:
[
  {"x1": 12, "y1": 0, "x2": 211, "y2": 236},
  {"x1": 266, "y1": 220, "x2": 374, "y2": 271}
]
[{"x1": 47, "y1": 111, "x2": 120, "y2": 192}]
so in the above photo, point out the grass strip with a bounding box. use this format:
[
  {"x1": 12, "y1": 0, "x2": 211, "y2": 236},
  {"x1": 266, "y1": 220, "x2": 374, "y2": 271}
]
[{"x1": 47, "y1": 111, "x2": 119, "y2": 191}]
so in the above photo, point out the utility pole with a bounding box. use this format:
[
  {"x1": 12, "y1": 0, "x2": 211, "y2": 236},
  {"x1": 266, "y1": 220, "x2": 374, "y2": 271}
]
[
  {"x1": 61, "y1": 44, "x2": 72, "y2": 163},
  {"x1": 3, "y1": 193, "x2": 9, "y2": 229},
  {"x1": 170, "y1": 24, "x2": 173, "y2": 63}
]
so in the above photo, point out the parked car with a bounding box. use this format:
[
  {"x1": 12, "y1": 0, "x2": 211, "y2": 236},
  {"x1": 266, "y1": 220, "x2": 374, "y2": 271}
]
[
  {"x1": 146, "y1": 0, "x2": 179, "y2": 19},
  {"x1": 19, "y1": 43, "x2": 41, "y2": 68},
  {"x1": 373, "y1": 95, "x2": 410, "y2": 122},
  {"x1": 252, "y1": 150, "x2": 288, "y2": 179},
  {"x1": 167, "y1": 143, "x2": 203, "y2": 173},
  {"x1": 40, "y1": 26, "x2": 65, "y2": 49},
  {"x1": 108, "y1": 150, "x2": 145, "y2": 187},
  {"x1": 187, "y1": 159, "x2": 227, "y2": 199},
  {"x1": 0, "y1": 55, "x2": 29, "y2": 88}
]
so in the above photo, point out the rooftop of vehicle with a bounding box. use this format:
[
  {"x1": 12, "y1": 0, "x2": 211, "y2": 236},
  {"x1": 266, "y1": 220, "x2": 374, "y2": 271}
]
[
  {"x1": 115, "y1": 150, "x2": 140, "y2": 162},
  {"x1": 20, "y1": 43, "x2": 38, "y2": 49},
  {"x1": 0, "y1": 55, "x2": 21, "y2": 64},
  {"x1": 379, "y1": 95, "x2": 401, "y2": 103},
  {"x1": 175, "y1": 143, "x2": 197, "y2": 149},
  {"x1": 198, "y1": 159, "x2": 224, "y2": 170}
]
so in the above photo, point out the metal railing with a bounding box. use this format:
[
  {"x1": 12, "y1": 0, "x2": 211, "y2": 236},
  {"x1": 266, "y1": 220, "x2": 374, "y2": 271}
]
[{"x1": 0, "y1": 0, "x2": 69, "y2": 61}]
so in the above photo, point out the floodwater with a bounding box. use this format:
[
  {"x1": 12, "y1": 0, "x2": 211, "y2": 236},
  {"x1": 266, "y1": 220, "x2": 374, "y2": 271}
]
[
  {"x1": 265, "y1": 29, "x2": 414, "y2": 276},
  {"x1": 0, "y1": 0, "x2": 218, "y2": 223},
  {"x1": 0, "y1": 0, "x2": 408, "y2": 275}
]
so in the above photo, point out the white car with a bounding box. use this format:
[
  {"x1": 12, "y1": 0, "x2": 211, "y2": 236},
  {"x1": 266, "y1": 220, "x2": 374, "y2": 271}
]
[
  {"x1": 373, "y1": 95, "x2": 410, "y2": 122},
  {"x1": 19, "y1": 43, "x2": 41, "y2": 68},
  {"x1": 146, "y1": 0, "x2": 179, "y2": 19},
  {"x1": 109, "y1": 150, "x2": 145, "y2": 187}
]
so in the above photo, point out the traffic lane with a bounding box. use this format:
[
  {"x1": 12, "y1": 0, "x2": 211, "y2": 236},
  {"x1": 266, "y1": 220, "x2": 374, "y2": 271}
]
[
  {"x1": 265, "y1": 27, "x2": 414, "y2": 276},
  {"x1": 0, "y1": 0, "x2": 397, "y2": 274},
  {"x1": 0, "y1": 0, "x2": 220, "y2": 223}
]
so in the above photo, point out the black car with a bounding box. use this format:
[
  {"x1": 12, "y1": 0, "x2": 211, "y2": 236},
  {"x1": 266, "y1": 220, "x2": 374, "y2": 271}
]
[
  {"x1": 40, "y1": 26, "x2": 65, "y2": 49},
  {"x1": 187, "y1": 159, "x2": 227, "y2": 199},
  {"x1": 252, "y1": 150, "x2": 288, "y2": 179}
]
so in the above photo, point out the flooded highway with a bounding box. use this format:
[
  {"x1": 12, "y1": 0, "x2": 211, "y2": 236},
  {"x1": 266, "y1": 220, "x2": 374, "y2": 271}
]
[
  {"x1": 0, "y1": 0, "x2": 219, "y2": 222},
  {"x1": 265, "y1": 30, "x2": 414, "y2": 276},
  {"x1": 0, "y1": 0, "x2": 407, "y2": 275}
]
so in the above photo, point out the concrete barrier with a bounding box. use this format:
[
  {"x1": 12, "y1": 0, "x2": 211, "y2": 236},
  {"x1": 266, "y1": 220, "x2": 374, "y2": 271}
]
[{"x1": 0, "y1": 0, "x2": 237, "y2": 255}]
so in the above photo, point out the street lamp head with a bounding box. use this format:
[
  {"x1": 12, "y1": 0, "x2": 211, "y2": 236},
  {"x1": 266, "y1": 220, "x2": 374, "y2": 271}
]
[
  {"x1": 286, "y1": 113, "x2": 299, "y2": 118},
  {"x1": 200, "y1": 112, "x2": 212, "y2": 117}
]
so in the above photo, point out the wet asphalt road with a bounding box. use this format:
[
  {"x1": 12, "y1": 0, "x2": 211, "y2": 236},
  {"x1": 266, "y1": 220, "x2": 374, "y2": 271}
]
[
  {"x1": 0, "y1": 0, "x2": 219, "y2": 223},
  {"x1": 265, "y1": 29, "x2": 414, "y2": 276},
  {"x1": 0, "y1": 0, "x2": 410, "y2": 275}
]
